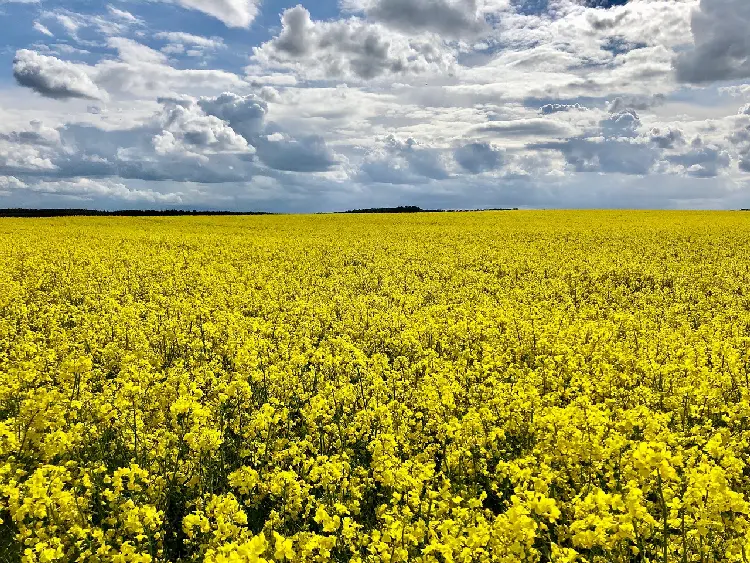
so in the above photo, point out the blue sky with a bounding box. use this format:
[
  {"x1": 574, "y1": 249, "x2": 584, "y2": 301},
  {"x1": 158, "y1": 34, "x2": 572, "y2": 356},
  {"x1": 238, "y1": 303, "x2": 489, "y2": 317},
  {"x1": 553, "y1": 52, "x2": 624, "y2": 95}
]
[{"x1": 0, "y1": 0, "x2": 749, "y2": 211}]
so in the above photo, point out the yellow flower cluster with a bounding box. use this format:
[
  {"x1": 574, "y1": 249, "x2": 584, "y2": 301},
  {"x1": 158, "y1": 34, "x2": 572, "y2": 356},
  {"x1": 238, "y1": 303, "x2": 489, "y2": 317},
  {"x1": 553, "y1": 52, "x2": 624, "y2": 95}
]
[{"x1": 1, "y1": 211, "x2": 750, "y2": 562}]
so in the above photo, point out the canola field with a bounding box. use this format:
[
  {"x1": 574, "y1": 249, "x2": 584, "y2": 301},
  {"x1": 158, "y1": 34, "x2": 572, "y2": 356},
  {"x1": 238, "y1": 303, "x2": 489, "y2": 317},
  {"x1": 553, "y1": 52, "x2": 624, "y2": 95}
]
[{"x1": 2, "y1": 210, "x2": 750, "y2": 563}]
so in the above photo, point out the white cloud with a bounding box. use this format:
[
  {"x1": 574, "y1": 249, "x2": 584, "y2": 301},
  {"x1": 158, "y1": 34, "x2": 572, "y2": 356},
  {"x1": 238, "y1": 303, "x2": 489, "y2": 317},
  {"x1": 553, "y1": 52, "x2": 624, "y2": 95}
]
[
  {"x1": 253, "y1": 5, "x2": 455, "y2": 81},
  {"x1": 0, "y1": 176, "x2": 27, "y2": 192},
  {"x1": 13, "y1": 50, "x2": 107, "y2": 101},
  {"x1": 158, "y1": 0, "x2": 259, "y2": 28},
  {"x1": 155, "y1": 32, "x2": 225, "y2": 50},
  {"x1": 39, "y1": 7, "x2": 142, "y2": 40},
  {"x1": 33, "y1": 22, "x2": 54, "y2": 37},
  {"x1": 197, "y1": 92, "x2": 267, "y2": 139},
  {"x1": 10, "y1": 177, "x2": 184, "y2": 203},
  {"x1": 152, "y1": 100, "x2": 254, "y2": 158},
  {"x1": 107, "y1": 6, "x2": 140, "y2": 23}
]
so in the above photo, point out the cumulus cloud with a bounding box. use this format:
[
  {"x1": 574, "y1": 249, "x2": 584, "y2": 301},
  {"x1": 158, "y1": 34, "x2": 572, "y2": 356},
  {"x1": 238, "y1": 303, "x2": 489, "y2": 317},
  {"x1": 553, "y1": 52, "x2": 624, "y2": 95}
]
[
  {"x1": 197, "y1": 92, "x2": 268, "y2": 140},
  {"x1": 0, "y1": 140, "x2": 57, "y2": 174},
  {"x1": 649, "y1": 127, "x2": 685, "y2": 149},
  {"x1": 82, "y1": 38, "x2": 244, "y2": 99},
  {"x1": 152, "y1": 100, "x2": 253, "y2": 158},
  {"x1": 13, "y1": 50, "x2": 106, "y2": 101},
  {"x1": 341, "y1": 0, "x2": 488, "y2": 39},
  {"x1": 601, "y1": 109, "x2": 641, "y2": 138},
  {"x1": 0, "y1": 92, "x2": 343, "y2": 188},
  {"x1": 253, "y1": 5, "x2": 454, "y2": 80},
  {"x1": 1, "y1": 120, "x2": 61, "y2": 146},
  {"x1": 674, "y1": 0, "x2": 750, "y2": 83},
  {"x1": 540, "y1": 103, "x2": 587, "y2": 115}
]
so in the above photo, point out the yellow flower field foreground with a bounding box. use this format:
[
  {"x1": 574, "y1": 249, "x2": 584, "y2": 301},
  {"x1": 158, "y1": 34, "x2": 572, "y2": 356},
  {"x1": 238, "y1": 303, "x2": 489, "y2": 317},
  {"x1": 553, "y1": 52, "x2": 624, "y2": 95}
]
[{"x1": 1, "y1": 211, "x2": 750, "y2": 563}]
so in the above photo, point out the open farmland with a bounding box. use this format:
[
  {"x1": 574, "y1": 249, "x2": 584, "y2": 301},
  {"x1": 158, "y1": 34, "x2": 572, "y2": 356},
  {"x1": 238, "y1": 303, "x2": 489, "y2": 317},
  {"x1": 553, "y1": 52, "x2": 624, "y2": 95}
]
[{"x1": 2, "y1": 211, "x2": 750, "y2": 562}]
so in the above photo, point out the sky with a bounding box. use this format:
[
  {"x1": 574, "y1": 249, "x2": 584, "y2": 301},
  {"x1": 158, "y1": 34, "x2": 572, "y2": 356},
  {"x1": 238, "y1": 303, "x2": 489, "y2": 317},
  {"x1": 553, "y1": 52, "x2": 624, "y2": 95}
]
[{"x1": 0, "y1": 0, "x2": 749, "y2": 212}]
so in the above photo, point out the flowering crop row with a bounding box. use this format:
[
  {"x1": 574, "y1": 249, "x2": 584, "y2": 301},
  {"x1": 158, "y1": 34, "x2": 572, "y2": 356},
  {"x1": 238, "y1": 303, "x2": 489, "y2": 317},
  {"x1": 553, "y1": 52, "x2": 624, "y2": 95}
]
[{"x1": 1, "y1": 211, "x2": 750, "y2": 562}]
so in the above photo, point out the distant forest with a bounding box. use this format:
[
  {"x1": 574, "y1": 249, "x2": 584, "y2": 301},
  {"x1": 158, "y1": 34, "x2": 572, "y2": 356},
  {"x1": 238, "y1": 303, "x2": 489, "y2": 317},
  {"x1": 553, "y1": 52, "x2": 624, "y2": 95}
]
[
  {"x1": 339, "y1": 206, "x2": 518, "y2": 214},
  {"x1": 0, "y1": 209, "x2": 275, "y2": 217},
  {"x1": 0, "y1": 206, "x2": 519, "y2": 217}
]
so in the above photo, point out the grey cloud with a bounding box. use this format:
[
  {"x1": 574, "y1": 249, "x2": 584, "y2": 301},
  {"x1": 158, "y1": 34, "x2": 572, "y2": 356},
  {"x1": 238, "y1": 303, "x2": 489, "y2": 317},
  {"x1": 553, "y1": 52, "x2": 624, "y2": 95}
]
[
  {"x1": 728, "y1": 122, "x2": 750, "y2": 172},
  {"x1": 478, "y1": 119, "x2": 572, "y2": 137},
  {"x1": 361, "y1": 0, "x2": 487, "y2": 39},
  {"x1": 674, "y1": 0, "x2": 750, "y2": 83},
  {"x1": 0, "y1": 102, "x2": 254, "y2": 185},
  {"x1": 0, "y1": 93, "x2": 344, "y2": 184},
  {"x1": 666, "y1": 141, "x2": 731, "y2": 178},
  {"x1": 586, "y1": 7, "x2": 629, "y2": 31},
  {"x1": 536, "y1": 138, "x2": 657, "y2": 175},
  {"x1": 358, "y1": 137, "x2": 451, "y2": 184},
  {"x1": 581, "y1": 0, "x2": 630, "y2": 8},
  {"x1": 269, "y1": 5, "x2": 312, "y2": 56},
  {"x1": 13, "y1": 50, "x2": 106, "y2": 101},
  {"x1": 389, "y1": 137, "x2": 450, "y2": 181},
  {"x1": 15, "y1": 123, "x2": 251, "y2": 184},
  {"x1": 454, "y1": 142, "x2": 503, "y2": 174},
  {"x1": 529, "y1": 110, "x2": 657, "y2": 175},
  {"x1": 358, "y1": 160, "x2": 426, "y2": 185},
  {"x1": 254, "y1": 132, "x2": 338, "y2": 172}
]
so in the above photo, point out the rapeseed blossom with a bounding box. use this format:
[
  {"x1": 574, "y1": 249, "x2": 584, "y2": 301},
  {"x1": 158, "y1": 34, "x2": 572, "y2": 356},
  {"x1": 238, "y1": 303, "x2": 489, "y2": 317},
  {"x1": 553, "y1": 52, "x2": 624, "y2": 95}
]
[{"x1": 0, "y1": 211, "x2": 749, "y2": 562}]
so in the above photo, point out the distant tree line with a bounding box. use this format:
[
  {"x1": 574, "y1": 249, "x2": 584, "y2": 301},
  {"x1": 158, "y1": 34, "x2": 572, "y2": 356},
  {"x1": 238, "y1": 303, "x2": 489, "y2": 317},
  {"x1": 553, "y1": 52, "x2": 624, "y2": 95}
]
[
  {"x1": 0, "y1": 207, "x2": 520, "y2": 218},
  {"x1": 0, "y1": 209, "x2": 275, "y2": 217},
  {"x1": 340, "y1": 206, "x2": 518, "y2": 214}
]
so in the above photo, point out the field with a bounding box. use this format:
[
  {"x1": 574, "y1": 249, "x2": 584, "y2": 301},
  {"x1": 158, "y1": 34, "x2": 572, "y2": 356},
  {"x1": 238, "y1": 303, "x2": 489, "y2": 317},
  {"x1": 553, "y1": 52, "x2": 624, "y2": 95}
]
[{"x1": 2, "y1": 211, "x2": 750, "y2": 563}]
